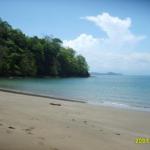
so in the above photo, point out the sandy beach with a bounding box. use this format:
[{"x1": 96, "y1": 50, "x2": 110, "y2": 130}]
[{"x1": 0, "y1": 91, "x2": 150, "y2": 150}]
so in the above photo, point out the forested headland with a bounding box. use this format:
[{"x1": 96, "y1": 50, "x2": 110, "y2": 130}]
[{"x1": 0, "y1": 18, "x2": 89, "y2": 77}]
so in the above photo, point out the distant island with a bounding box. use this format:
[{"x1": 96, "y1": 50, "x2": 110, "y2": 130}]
[
  {"x1": 0, "y1": 18, "x2": 89, "y2": 77},
  {"x1": 91, "y1": 72, "x2": 123, "y2": 76}
]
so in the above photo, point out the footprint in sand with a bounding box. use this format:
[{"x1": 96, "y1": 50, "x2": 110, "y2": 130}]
[
  {"x1": 24, "y1": 126, "x2": 35, "y2": 135},
  {"x1": 49, "y1": 147, "x2": 59, "y2": 150},
  {"x1": 38, "y1": 141, "x2": 44, "y2": 146},
  {"x1": 30, "y1": 117, "x2": 39, "y2": 121},
  {"x1": 0, "y1": 123, "x2": 3, "y2": 126},
  {"x1": 83, "y1": 120, "x2": 87, "y2": 124},
  {"x1": 37, "y1": 137, "x2": 45, "y2": 147},
  {"x1": 6, "y1": 130, "x2": 13, "y2": 134},
  {"x1": 72, "y1": 119, "x2": 76, "y2": 122},
  {"x1": 38, "y1": 137, "x2": 45, "y2": 140},
  {"x1": 115, "y1": 133, "x2": 121, "y2": 135}
]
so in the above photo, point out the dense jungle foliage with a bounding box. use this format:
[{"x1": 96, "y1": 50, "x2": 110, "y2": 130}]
[{"x1": 0, "y1": 19, "x2": 89, "y2": 77}]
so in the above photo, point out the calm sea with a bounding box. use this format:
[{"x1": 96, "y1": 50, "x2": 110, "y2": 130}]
[{"x1": 0, "y1": 75, "x2": 150, "y2": 111}]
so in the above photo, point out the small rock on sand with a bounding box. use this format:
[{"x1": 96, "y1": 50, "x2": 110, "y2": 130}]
[{"x1": 8, "y1": 126, "x2": 15, "y2": 129}]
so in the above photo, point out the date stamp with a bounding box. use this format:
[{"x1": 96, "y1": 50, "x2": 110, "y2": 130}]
[{"x1": 135, "y1": 138, "x2": 150, "y2": 144}]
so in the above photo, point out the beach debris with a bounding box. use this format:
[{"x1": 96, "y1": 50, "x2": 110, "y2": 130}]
[
  {"x1": 49, "y1": 103, "x2": 61, "y2": 106},
  {"x1": 0, "y1": 123, "x2": 3, "y2": 126},
  {"x1": 8, "y1": 126, "x2": 15, "y2": 129},
  {"x1": 115, "y1": 133, "x2": 120, "y2": 135}
]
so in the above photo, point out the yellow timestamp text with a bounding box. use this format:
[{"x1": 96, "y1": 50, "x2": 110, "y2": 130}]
[{"x1": 135, "y1": 138, "x2": 150, "y2": 144}]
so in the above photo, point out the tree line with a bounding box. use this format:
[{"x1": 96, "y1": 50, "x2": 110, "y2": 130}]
[{"x1": 0, "y1": 18, "x2": 89, "y2": 77}]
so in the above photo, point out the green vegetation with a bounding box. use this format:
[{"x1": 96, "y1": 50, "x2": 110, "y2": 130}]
[{"x1": 0, "y1": 18, "x2": 89, "y2": 77}]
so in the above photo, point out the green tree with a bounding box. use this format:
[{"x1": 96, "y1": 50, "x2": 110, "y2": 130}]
[{"x1": 0, "y1": 18, "x2": 89, "y2": 77}]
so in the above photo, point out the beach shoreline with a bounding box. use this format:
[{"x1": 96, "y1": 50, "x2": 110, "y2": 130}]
[
  {"x1": 0, "y1": 87, "x2": 150, "y2": 112},
  {"x1": 0, "y1": 88, "x2": 86, "y2": 104},
  {"x1": 0, "y1": 91, "x2": 150, "y2": 150}
]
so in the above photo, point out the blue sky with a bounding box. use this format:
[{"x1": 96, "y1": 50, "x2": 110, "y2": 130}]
[{"x1": 0, "y1": 0, "x2": 150, "y2": 74}]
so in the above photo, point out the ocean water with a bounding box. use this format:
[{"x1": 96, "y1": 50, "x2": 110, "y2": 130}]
[{"x1": 0, "y1": 75, "x2": 150, "y2": 111}]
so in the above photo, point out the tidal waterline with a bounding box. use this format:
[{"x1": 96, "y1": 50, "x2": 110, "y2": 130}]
[{"x1": 0, "y1": 75, "x2": 150, "y2": 110}]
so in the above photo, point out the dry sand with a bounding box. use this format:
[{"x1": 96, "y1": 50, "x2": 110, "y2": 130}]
[{"x1": 0, "y1": 91, "x2": 150, "y2": 150}]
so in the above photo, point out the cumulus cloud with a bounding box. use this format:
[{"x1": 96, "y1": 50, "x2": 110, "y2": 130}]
[
  {"x1": 64, "y1": 34, "x2": 100, "y2": 50},
  {"x1": 63, "y1": 12, "x2": 149, "y2": 74},
  {"x1": 63, "y1": 34, "x2": 101, "y2": 54},
  {"x1": 83, "y1": 13, "x2": 145, "y2": 46}
]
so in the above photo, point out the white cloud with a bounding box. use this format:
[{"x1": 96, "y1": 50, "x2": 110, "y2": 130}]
[
  {"x1": 83, "y1": 12, "x2": 145, "y2": 46},
  {"x1": 64, "y1": 34, "x2": 100, "y2": 51},
  {"x1": 63, "y1": 13, "x2": 149, "y2": 74},
  {"x1": 63, "y1": 34, "x2": 101, "y2": 54},
  {"x1": 87, "y1": 52, "x2": 150, "y2": 74}
]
